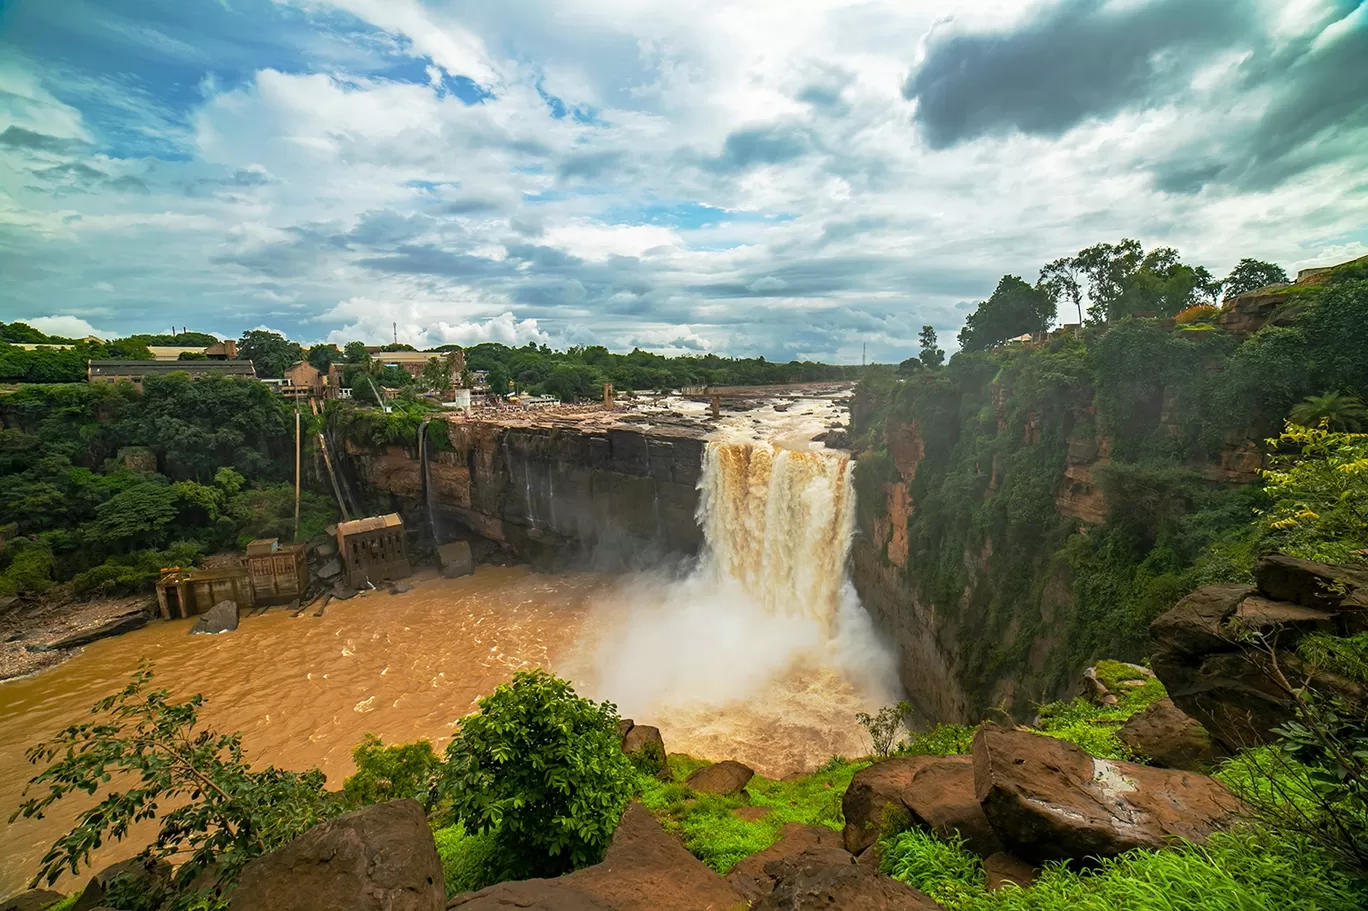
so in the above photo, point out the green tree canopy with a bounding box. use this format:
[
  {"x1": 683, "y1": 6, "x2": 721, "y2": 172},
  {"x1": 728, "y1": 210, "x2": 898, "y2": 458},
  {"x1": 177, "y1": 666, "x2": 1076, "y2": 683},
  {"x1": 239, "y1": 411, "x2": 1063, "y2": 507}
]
[
  {"x1": 957, "y1": 275, "x2": 1055, "y2": 352},
  {"x1": 918, "y1": 326, "x2": 944, "y2": 368},
  {"x1": 1223, "y1": 258, "x2": 1289, "y2": 299},
  {"x1": 237, "y1": 330, "x2": 303, "y2": 378}
]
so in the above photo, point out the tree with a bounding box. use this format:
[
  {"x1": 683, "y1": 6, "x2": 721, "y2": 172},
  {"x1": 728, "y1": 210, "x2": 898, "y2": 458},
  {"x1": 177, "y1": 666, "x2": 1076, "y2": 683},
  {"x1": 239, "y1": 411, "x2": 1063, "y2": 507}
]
[
  {"x1": 237, "y1": 330, "x2": 303, "y2": 379},
  {"x1": 918, "y1": 326, "x2": 944, "y2": 368},
  {"x1": 342, "y1": 734, "x2": 440, "y2": 810},
  {"x1": 1223, "y1": 258, "x2": 1289, "y2": 300},
  {"x1": 438, "y1": 670, "x2": 634, "y2": 877},
  {"x1": 11, "y1": 665, "x2": 335, "y2": 898},
  {"x1": 957, "y1": 275, "x2": 1055, "y2": 352},
  {"x1": 486, "y1": 364, "x2": 510, "y2": 397},
  {"x1": 1260, "y1": 422, "x2": 1368, "y2": 566},
  {"x1": 343, "y1": 340, "x2": 371, "y2": 364},
  {"x1": 1075, "y1": 239, "x2": 1143, "y2": 322},
  {"x1": 1039, "y1": 257, "x2": 1085, "y2": 325},
  {"x1": 306, "y1": 344, "x2": 339, "y2": 372},
  {"x1": 1290, "y1": 393, "x2": 1368, "y2": 432},
  {"x1": 1194, "y1": 266, "x2": 1223, "y2": 306},
  {"x1": 896, "y1": 357, "x2": 922, "y2": 377},
  {"x1": 420, "y1": 357, "x2": 453, "y2": 395}
]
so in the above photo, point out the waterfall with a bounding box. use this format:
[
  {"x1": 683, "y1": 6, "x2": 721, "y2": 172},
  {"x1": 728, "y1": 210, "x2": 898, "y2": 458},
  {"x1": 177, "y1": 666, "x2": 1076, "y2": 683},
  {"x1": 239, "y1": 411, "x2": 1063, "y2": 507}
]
[
  {"x1": 417, "y1": 420, "x2": 440, "y2": 545},
  {"x1": 696, "y1": 441, "x2": 855, "y2": 626}
]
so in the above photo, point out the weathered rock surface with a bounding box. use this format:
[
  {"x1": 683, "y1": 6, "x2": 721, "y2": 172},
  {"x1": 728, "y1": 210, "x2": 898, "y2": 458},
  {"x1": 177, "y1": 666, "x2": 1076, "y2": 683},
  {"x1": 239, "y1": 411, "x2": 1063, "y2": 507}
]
[
  {"x1": 447, "y1": 882, "x2": 614, "y2": 910},
  {"x1": 230, "y1": 799, "x2": 443, "y2": 911},
  {"x1": 843, "y1": 756, "x2": 1000, "y2": 858},
  {"x1": 437, "y1": 541, "x2": 474, "y2": 578},
  {"x1": 972, "y1": 724, "x2": 1243, "y2": 864},
  {"x1": 346, "y1": 421, "x2": 707, "y2": 570},
  {"x1": 753, "y1": 848, "x2": 943, "y2": 911},
  {"x1": 983, "y1": 853, "x2": 1036, "y2": 891},
  {"x1": 726, "y1": 824, "x2": 847, "y2": 905},
  {"x1": 317, "y1": 557, "x2": 343, "y2": 580},
  {"x1": 72, "y1": 857, "x2": 171, "y2": 911},
  {"x1": 620, "y1": 723, "x2": 666, "y2": 776},
  {"x1": 686, "y1": 760, "x2": 755, "y2": 795},
  {"x1": 46, "y1": 610, "x2": 149, "y2": 650},
  {"x1": 1151, "y1": 555, "x2": 1368, "y2": 748},
  {"x1": 1, "y1": 890, "x2": 65, "y2": 911},
  {"x1": 449, "y1": 804, "x2": 742, "y2": 911},
  {"x1": 1117, "y1": 698, "x2": 1223, "y2": 770},
  {"x1": 189, "y1": 600, "x2": 238, "y2": 635}
]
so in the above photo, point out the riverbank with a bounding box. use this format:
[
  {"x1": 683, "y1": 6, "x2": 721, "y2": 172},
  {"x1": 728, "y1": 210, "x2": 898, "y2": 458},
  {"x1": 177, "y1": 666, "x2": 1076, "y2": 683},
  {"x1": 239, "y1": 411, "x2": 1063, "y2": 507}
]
[{"x1": 0, "y1": 593, "x2": 153, "y2": 682}]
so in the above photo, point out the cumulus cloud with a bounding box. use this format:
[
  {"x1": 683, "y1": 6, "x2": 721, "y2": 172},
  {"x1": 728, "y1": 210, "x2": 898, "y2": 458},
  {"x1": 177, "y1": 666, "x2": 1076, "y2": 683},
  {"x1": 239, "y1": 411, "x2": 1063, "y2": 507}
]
[
  {"x1": 1, "y1": 0, "x2": 1366, "y2": 360},
  {"x1": 22, "y1": 315, "x2": 114, "y2": 339}
]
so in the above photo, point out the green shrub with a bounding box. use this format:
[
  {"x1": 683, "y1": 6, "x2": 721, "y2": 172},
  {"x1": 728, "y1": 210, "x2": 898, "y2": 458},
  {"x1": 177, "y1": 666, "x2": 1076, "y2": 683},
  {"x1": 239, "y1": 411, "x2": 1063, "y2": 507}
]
[
  {"x1": 433, "y1": 823, "x2": 504, "y2": 896},
  {"x1": 342, "y1": 734, "x2": 440, "y2": 810},
  {"x1": 438, "y1": 669, "x2": 634, "y2": 877}
]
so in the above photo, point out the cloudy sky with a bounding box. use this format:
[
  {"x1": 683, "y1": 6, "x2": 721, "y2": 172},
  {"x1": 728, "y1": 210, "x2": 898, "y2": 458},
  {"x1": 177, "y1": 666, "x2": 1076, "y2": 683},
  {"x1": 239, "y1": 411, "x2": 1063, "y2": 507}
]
[{"x1": 1, "y1": 0, "x2": 1365, "y2": 360}]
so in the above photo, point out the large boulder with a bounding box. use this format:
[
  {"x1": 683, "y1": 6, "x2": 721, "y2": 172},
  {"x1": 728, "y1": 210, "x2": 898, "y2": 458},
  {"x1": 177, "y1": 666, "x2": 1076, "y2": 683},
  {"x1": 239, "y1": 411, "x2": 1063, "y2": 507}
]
[
  {"x1": 190, "y1": 600, "x2": 238, "y2": 635},
  {"x1": 972, "y1": 724, "x2": 1243, "y2": 865},
  {"x1": 726, "y1": 824, "x2": 848, "y2": 905},
  {"x1": 1, "y1": 891, "x2": 65, "y2": 911},
  {"x1": 1117, "y1": 698, "x2": 1223, "y2": 770},
  {"x1": 842, "y1": 756, "x2": 1000, "y2": 858},
  {"x1": 448, "y1": 804, "x2": 743, "y2": 911},
  {"x1": 620, "y1": 724, "x2": 667, "y2": 777},
  {"x1": 438, "y1": 541, "x2": 474, "y2": 579},
  {"x1": 686, "y1": 760, "x2": 754, "y2": 795},
  {"x1": 231, "y1": 799, "x2": 443, "y2": 911},
  {"x1": 72, "y1": 857, "x2": 170, "y2": 911},
  {"x1": 1150, "y1": 556, "x2": 1368, "y2": 748},
  {"x1": 752, "y1": 848, "x2": 943, "y2": 911}
]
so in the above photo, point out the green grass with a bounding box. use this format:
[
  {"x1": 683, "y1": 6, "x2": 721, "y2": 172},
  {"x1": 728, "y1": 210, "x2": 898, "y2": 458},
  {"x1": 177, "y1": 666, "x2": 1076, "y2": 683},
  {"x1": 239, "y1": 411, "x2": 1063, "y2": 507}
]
[
  {"x1": 899, "y1": 723, "x2": 977, "y2": 756},
  {"x1": 42, "y1": 898, "x2": 77, "y2": 911},
  {"x1": 881, "y1": 826, "x2": 1368, "y2": 911},
  {"x1": 1297, "y1": 631, "x2": 1368, "y2": 684},
  {"x1": 635, "y1": 754, "x2": 867, "y2": 874},
  {"x1": 1032, "y1": 666, "x2": 1168, "y2": 761}
]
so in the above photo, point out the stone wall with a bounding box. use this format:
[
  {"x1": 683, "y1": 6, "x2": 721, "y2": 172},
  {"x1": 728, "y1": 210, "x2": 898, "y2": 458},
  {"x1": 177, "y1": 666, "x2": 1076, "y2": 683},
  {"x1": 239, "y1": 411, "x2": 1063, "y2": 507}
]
[{"x1": 343, "y1": 419, "x2": 706, "y2": 569}]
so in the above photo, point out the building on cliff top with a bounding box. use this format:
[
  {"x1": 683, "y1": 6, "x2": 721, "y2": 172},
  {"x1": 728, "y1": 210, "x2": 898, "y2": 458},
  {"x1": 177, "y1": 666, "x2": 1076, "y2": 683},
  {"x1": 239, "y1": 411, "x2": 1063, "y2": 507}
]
[{"x1": 88, "y1": 359, "x2": 257, "y2": 389}]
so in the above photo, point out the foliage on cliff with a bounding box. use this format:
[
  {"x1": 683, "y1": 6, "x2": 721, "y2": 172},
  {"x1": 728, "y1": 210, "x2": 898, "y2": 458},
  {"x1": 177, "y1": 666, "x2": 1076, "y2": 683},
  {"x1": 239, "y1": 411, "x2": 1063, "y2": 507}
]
[
  {"x1": 852, "y1": 244, "x2": 1368, "y2": 710},
  {"x1": 0, "y1": 378, "x2": 333, "y2": 597}
]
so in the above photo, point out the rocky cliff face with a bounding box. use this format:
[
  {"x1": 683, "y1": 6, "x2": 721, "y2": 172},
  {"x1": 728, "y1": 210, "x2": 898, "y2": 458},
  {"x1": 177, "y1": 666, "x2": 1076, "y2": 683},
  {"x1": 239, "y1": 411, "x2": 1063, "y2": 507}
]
[{"x1": 343, "y1": 419, "x2": 705, "y2": 568}]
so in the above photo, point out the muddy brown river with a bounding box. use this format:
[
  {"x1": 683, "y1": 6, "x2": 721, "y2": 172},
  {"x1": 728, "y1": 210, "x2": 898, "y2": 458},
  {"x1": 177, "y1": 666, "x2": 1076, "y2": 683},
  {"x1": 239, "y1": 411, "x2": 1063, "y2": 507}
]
[{"x1": 0, "y1": 564, "x2": 887, "y2": 895}]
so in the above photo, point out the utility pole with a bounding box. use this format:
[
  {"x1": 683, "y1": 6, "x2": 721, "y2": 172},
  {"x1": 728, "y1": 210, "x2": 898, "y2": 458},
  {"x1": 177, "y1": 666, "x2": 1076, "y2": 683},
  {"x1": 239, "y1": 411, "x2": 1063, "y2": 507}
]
[
  {"x1": 862, "y1": 342, "x2": 866, "y2": 367},
  {"x1": 293, "y1": 406, "x2": 302, "y2": 541},
  {"x1": 393, "y1": 322, "x2": 398, "y2": 346}
]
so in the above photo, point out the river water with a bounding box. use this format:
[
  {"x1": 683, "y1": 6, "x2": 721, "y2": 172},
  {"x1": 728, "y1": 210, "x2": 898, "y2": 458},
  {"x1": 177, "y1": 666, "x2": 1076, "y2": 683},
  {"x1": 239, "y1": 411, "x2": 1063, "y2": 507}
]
[{"x1": 0, "y1": 405, "x2": 899, "y2": 896}]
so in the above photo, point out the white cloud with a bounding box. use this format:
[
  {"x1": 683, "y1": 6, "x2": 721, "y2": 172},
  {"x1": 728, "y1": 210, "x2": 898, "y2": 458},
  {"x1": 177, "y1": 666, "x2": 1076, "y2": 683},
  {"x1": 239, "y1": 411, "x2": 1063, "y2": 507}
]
[{"x1": 23, "y1": 315, "x2": 113, "y2": 339}]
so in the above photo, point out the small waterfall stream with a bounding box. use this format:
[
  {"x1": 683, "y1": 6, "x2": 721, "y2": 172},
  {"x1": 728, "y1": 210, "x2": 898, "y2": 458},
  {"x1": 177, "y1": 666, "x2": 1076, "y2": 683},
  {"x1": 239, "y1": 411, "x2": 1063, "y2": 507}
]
[{"x1": 417, "y1": 419, "x2": 441, "y2": 545}]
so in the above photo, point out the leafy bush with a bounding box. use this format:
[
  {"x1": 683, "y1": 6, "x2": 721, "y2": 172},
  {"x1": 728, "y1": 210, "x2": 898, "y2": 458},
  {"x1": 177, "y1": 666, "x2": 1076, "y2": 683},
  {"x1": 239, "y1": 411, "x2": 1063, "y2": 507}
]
[
  {"x1": 433, "y1": 823, "x2": 505, "y2": 896},
  {"x1": 1259, "y1": 423, "x2": 1368, "y2": 565},
  {"x1": 858, "y1": 701, "x2": 914, "y2": 757},
  {"x1": 70, "y1": 542, "x2": 203, "y2": 596},
  {"x1": 9, "y1": 665, "x2": 335, "y2": 899},
  {"x1": 343, "y1": 734, "x2": 440, "y2": 810},
  {"x1": 438, "y1": 670, "x2": 634, "y2": 877}
]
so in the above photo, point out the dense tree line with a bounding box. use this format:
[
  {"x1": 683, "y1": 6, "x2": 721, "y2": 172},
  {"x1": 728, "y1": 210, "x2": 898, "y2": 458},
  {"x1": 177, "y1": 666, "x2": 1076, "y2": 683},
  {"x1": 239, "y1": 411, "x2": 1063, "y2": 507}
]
[{"x1": 0, "y1": 377, "x2": 333, "y2": 598}]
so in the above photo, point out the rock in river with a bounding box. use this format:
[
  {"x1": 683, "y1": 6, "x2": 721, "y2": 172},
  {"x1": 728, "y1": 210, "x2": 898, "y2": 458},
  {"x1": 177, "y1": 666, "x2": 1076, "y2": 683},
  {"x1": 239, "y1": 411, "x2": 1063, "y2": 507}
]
[{"x1": 189, "y1": 600, "x2": 238, "y2": 635}]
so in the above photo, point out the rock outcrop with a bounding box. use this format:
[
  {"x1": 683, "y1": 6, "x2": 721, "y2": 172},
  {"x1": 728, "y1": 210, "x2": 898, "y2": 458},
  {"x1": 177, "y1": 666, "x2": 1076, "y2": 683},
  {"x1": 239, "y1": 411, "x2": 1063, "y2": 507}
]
[
  {"x1": 72, "y1": 857, "x2": 171, "y2": 911},
  {"x1": 230, "y1": 800, "x2": 443, "y2": 911},
  {"x1": 346, "y1": 421, "x2": 706, "y2": 569},
  {"x1": 726, "y1": 824, "x2": 849, "y2": 905},
  {"x1": 189, "y1": 600, "x2": 238, "y2": 635},
  {"x1": 1150, "y1": 554, "x2": 1368, "y2": 749},
  {"x1": 983, "y1": 853, "x2": 1036, "y2": 891},
  {"x1": 1117, "y1": 698, "x2": 1223, "y2": 770},
  {"x1": 972, "y1": 724, "x2": 1243, "y2": 864},
  {"x1": 448, "y1": 805, "x2": 743, "y2": 911},
  {"x1": 686, "y1": 760, "x2": 755, "y2": 796},
  {"x1": 752, "y1": 849, "x2": 943, "y2": 911},
  {"x1": 2, "y1": 891, "x2": 65, "y2": 911},
  {"x1": 842, "y1": 756, "x2": 1000, "y2": 858},
  {"x1": 619, "y1": 723, "x2": 667, "y2": 777}
]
